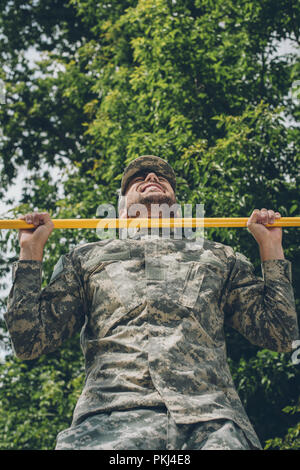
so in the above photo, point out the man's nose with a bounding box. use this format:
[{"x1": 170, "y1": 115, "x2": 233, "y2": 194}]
[{"x1": 144, "y1": 172, "x2": 160, "y2": 182}]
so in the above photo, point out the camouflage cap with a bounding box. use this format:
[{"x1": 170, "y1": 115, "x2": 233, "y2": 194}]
[{"x1": 121, "y1": 155, "x2": 176, "y2": 195}]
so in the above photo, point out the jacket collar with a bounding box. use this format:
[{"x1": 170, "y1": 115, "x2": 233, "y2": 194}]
[{"x1": 119, "y1": 226, "x2": 201, "y2": 240}]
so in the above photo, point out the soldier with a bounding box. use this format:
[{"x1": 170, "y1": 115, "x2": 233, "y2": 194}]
[{"x1": 4, "y1": 155, "x2": 299, "y2": 450}]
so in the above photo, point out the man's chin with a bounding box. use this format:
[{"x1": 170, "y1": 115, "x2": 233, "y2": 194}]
[{"x1": 140, "y1": 193, "x2": 175, "y2": 207}]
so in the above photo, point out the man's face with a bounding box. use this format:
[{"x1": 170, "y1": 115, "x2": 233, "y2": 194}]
[{"x1": 120, "y1": 170, "x2": 176, "y2": 218}]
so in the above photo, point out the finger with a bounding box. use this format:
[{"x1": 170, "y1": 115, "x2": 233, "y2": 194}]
[
  {"x1": 260, "y1": 208, "x2": 268, "y2": 224},
  {"x1": 39, "y1": 213, "x2": 45, "y2": 224},
  {"x1": 18, "y1": 213, "x2": 35, "y2": 238},
  {"x1": 267, "y1": 209, "x2": 275, "y2": 224},
  {"x1": 32, "y1": 212, "x2": 40, "y2": 226},
  {"x1": 23, "y1": 213, "x2": 34, "y2": 225},
  {"x1": 247, "y1": 209, "x2": 261, "y2": 225},
  {"x1": 38, "y1": 212, "x2": 51, "y2": 224}
]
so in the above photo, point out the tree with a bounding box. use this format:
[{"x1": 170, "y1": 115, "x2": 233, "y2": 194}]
[{"x1": 0, "y1": 0, "x2": 299, "y2": 449}]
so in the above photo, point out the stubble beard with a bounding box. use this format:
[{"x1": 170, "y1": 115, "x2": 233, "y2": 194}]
[{"x1": 127, "y1": 193, "x2": 177, "y2": 218}]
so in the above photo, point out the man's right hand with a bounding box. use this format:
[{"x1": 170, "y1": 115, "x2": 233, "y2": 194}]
[{"x1": 18, "y1": 212, "x2": 54, "y2": 261}]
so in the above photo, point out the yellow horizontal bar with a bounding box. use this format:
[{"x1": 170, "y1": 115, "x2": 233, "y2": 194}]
[{"x1": 0, "y1": 217, "x2": 299, "y2": 229}]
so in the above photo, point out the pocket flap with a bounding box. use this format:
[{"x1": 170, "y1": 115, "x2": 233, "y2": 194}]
[{"x1": 179, "y1": 262, "x2": 205, "y2": 308}]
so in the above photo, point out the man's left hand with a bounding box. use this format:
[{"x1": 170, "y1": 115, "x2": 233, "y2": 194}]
[{"x1": 247, "y1": 208, "x2": 285, "y2": 261}]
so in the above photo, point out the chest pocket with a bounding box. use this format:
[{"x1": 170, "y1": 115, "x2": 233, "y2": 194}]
[
  {"x1": 178, "y1": 262, "x2": 206, "y2": 308},
  {"x1": 165, "y1": 252, "x2": 225, "y2": 310},
  {"x1": 162, "y1": 259, "x2": 205, "y2": 309},
  {"x1": 86, "y1": 247, "x2": 143, "y2": 313},
  {"x1": 104, "y1": 261, "x2": 143, "y2": 312}
]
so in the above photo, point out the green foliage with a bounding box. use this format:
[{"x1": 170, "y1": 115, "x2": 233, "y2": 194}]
[
  {"x1": 0, "y1": 0, "x2": 299, "y2": 450},
  {"x1": 0, "y1": 335, "x2": 84, "y2": 449},
  {"x1": 228, "y1": 349, "x2": 300, "y2": 449}
]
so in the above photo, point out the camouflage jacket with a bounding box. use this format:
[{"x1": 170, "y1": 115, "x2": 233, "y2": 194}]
[{"x1": 5, "y1": 230, "x2": 299, "y2": 449}]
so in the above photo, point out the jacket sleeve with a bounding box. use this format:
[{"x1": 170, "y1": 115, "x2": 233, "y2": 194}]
[
  {"x1": 224, "y1": 251, "x2": 299, "y2": 352},
  {"x1": 4, "y1": 251, "x2": 86, "y2": 360}
]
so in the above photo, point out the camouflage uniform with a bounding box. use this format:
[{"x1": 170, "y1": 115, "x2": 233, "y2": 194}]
[
  {"x1": 54, "y1": 408, "x2": 253, "y2": 450},
  {"x1": 5, "y1": 229, "x2": 299, "y2": 450},
  {"x1": 4, "y1": 155, "x2": 300, "y2": 449}
]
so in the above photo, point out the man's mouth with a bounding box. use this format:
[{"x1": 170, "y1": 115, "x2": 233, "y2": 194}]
[{"x1": 141, "y1": 184, "x2": 164, "y2": 193}]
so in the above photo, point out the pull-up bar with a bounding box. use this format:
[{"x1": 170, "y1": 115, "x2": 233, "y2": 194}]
[{"x1": 0, "y1": 217, "x2": 299, "y2": 229}]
